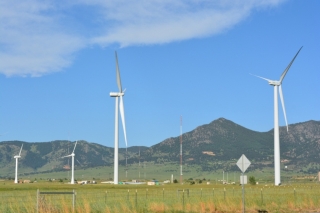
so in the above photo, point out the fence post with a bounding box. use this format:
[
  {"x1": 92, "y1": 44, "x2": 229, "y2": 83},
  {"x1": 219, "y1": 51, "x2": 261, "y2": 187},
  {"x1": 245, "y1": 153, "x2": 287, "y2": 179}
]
[
  {"x1": 163, "y1": 188, "x2": 164, "y2": 201},
  {"x1": 224, "y1": 188, "x2": 226, "y2": 200},
  {"x1": 135, "y1": 189, "x2": 137, "y2": 208},
  {"x1": 127, "y1": 190, "x2": 130, "y2": 202},
  {"x1": 261, "y1": 188, "x2": 263, "y2": 204},
  {"x1": 146, "y1": 188, "x2": 148, "y2": 199},
  {"x1": 183, "y1": 189, "x2": 185, "y2": 211},
  {"x1": 233, "y1": 187, "x2": 234, "y2": 196},
  {"x1": 200, "y1": 188, "x2": 202, "y2": 200},
  {"x1": 212, "y1": 188, "x2": 214, "y2": 199},
  {"x1": 105, "y1": 191, "x2": 107, "y2": 204},
  {"x1": 36, "y1": 189, "x2": 39, "y2": 213},
  {"x1": 72, "y1": 189, "x2": 76, "y2": 213}
]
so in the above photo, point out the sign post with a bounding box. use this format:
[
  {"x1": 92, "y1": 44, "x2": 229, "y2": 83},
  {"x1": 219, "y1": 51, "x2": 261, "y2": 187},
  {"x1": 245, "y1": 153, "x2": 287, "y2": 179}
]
[{"x1": 236, "y1": 154, "x2": 251, "y2": 213}]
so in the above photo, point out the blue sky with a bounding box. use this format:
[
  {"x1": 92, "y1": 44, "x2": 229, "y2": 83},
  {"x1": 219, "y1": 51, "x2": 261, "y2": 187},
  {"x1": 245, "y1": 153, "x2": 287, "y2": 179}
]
[{"x1": 0, "y1": 0, "x2": 319, "y2": 148}]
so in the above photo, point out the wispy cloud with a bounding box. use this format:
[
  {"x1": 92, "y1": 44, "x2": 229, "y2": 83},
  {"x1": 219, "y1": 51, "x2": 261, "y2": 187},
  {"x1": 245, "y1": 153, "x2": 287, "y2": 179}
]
[{"x1": 0, "y1": 0, "x2": 285, "y2": 77}]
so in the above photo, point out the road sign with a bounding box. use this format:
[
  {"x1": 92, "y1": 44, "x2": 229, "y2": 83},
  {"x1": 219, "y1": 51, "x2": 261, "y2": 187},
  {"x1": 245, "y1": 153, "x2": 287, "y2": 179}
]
[
  {"x1": 237, "y1": 154, "x2": 251, "y2": 173},
  {"x1": 236, "y1": 154, "x2": 251, "y2": 213}
]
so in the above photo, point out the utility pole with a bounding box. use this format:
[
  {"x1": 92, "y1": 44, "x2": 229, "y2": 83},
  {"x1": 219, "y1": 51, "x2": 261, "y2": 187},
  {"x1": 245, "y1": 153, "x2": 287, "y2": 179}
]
[{"x1": 180, "y1": 116, "x2": 183, "y2": 184}]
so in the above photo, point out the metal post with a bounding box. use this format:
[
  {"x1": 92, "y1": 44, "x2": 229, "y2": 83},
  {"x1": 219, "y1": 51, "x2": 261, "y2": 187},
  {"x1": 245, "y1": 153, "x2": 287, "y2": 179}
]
[
  {"x1": 163, "y1": 188, "x2": 164, "y2": 201},
  {"x1": 146, "y1": 188, "x2": 148, "y2": 199},
  {"x1": 182, "y1": 189, "x2": 185, "y2": 211},
  {"x1": 37, "y1": 189, "x2": 39, "y2": 213},
  {"x1": 224, "y1": 188, "x2": 226, "y2": 200},
  {"x1": 127, "y1": 190, "x2": 129, "y2": 202},
  {"x1": 261, "y1": 188, "x2": 263, "y2": 204},
  {"x1": 72, "y1": 189, "x2": 75, "y2": 213},
  {"x1": 135, "y1": 190, "x2": 137, "y2": 207},
  {"x1": 105, "y1": 191, "x2": 107, "y2": 204},
  {"x1": 212, "y1": 188, "x2": 214, "y2": 199},
  {"x1": 242, "y1": 173, "x2": 245, "y2": 213},
  {"x1": 200, "y1": 188, "x2": 202, "y2": 200}
]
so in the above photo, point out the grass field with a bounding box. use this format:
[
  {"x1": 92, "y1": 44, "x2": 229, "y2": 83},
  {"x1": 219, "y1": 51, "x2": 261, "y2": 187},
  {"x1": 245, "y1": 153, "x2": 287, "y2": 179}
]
[{"x1": 1, "y1": 179, "x2": 320, "y2": 213}]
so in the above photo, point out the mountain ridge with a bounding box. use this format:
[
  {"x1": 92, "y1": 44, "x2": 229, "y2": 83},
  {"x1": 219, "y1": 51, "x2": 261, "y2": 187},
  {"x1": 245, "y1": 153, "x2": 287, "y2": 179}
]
[{"x1": 1, "y1": 118, "x2": 319, "y2": 177}]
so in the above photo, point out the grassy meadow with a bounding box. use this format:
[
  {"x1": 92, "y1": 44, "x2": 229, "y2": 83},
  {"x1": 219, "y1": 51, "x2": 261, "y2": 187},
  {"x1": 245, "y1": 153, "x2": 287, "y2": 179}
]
[
  {"x1": 1, "y1": 163, "x2": 319, "y2": 212},
  {"x1": 1, "y1": 179, "x2": 320, "y2": 213}
]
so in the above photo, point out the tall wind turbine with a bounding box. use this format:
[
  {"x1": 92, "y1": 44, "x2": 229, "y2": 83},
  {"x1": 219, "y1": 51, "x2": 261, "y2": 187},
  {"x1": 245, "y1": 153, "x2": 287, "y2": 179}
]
[
  {"x1": 14, "y1": 144, "x2": 23, "y2": 184},
  {"x1": 62, "y1": 141, "x2": 78, "y2": 184},
  {"x1": 252, "y1": 46, "x2": 302, "y2": 186},
  {"x1": 110, "y1": 51, "x2": 128, "y2": 185}
]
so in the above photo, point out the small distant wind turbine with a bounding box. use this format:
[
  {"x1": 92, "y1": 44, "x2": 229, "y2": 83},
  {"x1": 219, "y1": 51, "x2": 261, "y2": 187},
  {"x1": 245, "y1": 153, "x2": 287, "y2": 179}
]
[
  {"x1": 14, "y1": 144, "x2": 23, "y2": 184},
  {"x1": 62, "y1": 141, "x2": 78, "y2": 184},
  {"x1": 251, "y1": 46, "x2": 302, "y2": 186},
  {"x1": 110, "y1": 51, "x2": 128, "y2": 185}
]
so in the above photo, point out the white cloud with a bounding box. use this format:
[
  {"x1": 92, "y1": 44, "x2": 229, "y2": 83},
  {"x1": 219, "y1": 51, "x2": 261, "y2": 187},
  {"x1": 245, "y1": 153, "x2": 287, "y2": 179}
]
[
  {"x1": 0, "y1": 0, "x2": 85, "y2": 77},
  {"x1": 0, "y1": 0, "x2": 285, "y2": 77}
]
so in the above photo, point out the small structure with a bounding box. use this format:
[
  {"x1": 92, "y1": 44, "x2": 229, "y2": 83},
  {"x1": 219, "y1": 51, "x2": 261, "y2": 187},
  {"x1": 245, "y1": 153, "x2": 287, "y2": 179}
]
[
  {"x1": 147, "y1": 180, "x2": 159, "y2": 185},
  {"x1": 23, "y1": 180, "x2": 31, "y2": 183}
]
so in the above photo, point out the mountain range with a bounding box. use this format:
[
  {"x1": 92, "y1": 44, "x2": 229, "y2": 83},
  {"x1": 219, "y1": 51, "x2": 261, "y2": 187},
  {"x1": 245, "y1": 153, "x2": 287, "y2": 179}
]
[{"x1": 0, "y1": 118, "x2": 319, "y2": 178}]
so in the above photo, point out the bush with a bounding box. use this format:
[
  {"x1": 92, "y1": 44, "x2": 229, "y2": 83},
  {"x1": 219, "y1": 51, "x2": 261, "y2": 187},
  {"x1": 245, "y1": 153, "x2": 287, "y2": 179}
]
[
  {"x1": 249, "y1": 176, "x2": 256, "y2": 185},
  {"x1": 173, "y1": 179, "x2": 178, "y2": 183}
]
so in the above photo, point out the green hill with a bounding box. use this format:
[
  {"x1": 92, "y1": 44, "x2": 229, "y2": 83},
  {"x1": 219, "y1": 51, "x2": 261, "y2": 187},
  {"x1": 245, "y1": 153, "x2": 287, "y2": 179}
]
[{"x1": 1, "y1": 118, "x2": 319, "y2": 178}]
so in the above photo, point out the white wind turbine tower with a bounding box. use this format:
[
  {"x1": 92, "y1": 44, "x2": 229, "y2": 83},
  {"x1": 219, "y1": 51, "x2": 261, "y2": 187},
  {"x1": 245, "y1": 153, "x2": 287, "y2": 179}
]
[
  {"x1": 252, "y1": 46, "x2": 302, "y2": 186},
  {"x1": 110, "y1": 51, "x2": 128, "y2": 185},
  {"x1": 14, "y1": 144, "x2": 23, "y2": 184},
  {"x1": 62, "y1": 141, "x2": 78, "y2": 184}
]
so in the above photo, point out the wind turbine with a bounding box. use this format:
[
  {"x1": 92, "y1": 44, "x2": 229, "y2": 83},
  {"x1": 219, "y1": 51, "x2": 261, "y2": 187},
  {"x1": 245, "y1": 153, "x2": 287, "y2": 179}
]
[
  {"x1": 110, "y1": 51, "x2": 128, "y2": 185},
  {"x1": 62, "y1": 141, "x2": 78, "y2": 184},
  {"x1": 14, "y1": 144, "x2": 23, "y2": 184},
  {"x1": 252, "y1": 46, "x2": 302, "y2": 186}
]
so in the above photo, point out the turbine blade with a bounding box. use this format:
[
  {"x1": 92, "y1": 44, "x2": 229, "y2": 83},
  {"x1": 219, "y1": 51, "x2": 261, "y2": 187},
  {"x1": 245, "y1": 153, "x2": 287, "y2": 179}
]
[
  {"x1": 115, "y1": 51, "x2": 122, "y2": 93},
  {"x1": 62, "y1": 155, "x2": 71, "y2": 158},
  {"x1": 18, "y1": 144, "x2": 23, "y2": 156},
  {"x1": 279, "y1": 46, "x2": 303, "y2": 83},
  {"x1": 119, "y1": 96, "x2": 127, "y2": 147},
  {"x1": 250, "y1": 73, "x2": 272, "y2": 82},
  {"x1": 279, "y1": 85, "x2": 288, "y2": 132},
  {"x1": 76, "y1": 159, "x2": 83, "y2": 167},
  {"x1": 72, "y1": 141, "x2": 77, "y2": 153}
]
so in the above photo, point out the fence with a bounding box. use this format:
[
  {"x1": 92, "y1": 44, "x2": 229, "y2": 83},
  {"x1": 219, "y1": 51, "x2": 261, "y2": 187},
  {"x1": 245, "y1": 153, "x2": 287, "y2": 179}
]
[
  {"x1": 36, "y1": 189, "x2": 76, "y2": 213},
  {"x1": 0, "y1": 184, "x2": 320, "y2": 212}
]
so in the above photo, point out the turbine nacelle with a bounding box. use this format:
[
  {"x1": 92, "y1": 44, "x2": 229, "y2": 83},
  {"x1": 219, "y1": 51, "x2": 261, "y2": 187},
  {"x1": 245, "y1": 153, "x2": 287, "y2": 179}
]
[
  {"x1": 268, "y1": 80, "x2": 281, "y2": 86},
  {"x1": 110, "y1": 92, "x2": 125, "y2": 97},
  {"x1": 62, "y1": 153, "x2": 74, "y2": 158},
  {"x1": 14, "y1": 155, "x2": 21, "y2": 159}
]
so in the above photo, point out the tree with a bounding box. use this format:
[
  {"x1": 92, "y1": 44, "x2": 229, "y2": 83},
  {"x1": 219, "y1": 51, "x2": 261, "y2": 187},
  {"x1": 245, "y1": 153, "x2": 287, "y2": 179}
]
[
  {"x1": 249, "y1": 176, "x2": 256, "y2": 185},
  {"x1": 173, "y1": 179, "x2": 178, "y2": 183}
]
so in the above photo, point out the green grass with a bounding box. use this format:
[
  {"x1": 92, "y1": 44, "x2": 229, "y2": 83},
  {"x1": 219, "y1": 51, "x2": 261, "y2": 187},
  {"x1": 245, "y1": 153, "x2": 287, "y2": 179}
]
[{"x1": 1, "y1": 180, "x2": 320, "y2": 212}]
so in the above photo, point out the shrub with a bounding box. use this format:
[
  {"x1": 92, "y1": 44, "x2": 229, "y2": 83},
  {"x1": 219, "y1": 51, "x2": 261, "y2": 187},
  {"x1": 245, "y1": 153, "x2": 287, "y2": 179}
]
[{"x1": 249, "y1": 176, "x2": 256, "y2": 185}]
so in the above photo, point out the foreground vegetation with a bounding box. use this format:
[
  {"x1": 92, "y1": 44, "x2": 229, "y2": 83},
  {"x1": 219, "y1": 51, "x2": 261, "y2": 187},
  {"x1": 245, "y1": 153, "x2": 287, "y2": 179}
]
[{"x1": 1, "y1": 180, "x2": 320, "y2": 213}]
